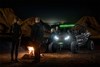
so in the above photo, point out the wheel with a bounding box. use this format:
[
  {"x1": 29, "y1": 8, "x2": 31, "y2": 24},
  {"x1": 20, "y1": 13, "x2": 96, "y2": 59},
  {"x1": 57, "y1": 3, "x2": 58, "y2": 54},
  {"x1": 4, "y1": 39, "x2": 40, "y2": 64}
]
[
  {"x1": 44, "y1": 39, "x2": 51, "y2": 53},
  {"x1": 71, "y1": 41, "x2": 79, "y2": 53},
  {"x1": 87, "y1": 40, "x2": 94, "y2": 50},
  {"x1": 52, "y1": 44, "x2": 58, "y2": 52},
  {"x1": 48, "y1": 42, "x2": 57, "y2": 52},
  {"x1": 48, "y1": 42, "x2": 53, "y2": 52}
]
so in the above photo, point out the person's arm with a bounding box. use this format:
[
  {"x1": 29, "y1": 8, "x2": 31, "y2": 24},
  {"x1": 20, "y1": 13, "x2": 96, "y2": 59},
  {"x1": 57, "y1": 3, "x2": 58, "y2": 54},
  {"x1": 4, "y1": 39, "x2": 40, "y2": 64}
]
[
  {"x1": 11, "y1": 24, "x2": 14, "y2": 33},
  {"x1": 18, "y1": 26, "x2": 22, "y2": 39},
  {"x1": 10, "y1": 25, "x2": 12, "y2": 33}
]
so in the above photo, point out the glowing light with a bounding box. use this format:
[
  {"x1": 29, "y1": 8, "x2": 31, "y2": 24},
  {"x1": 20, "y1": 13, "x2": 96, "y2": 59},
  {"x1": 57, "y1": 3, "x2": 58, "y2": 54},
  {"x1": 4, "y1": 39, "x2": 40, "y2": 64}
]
[
  {"x1": 59, "y1": 24, "x2": 75, "y2": 28},
  {"x1": 27, "y1": 46, "x2": 35, "y2": 56},
  {"x1": 54, "y1": 35, "x2": 59, "y2": 41},
  {"x1": 64, "y1": 36, "x2": 70, "y2": 40}
]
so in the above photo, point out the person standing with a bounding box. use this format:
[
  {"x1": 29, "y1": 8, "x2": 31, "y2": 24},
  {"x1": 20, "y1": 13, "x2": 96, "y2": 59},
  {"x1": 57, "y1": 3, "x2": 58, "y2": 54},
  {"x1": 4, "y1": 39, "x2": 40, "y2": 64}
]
[
  {"x1": 11, "y1": 18, "x2": 22, "y2": 62},
  {"x1": 29, "y1": 17, "x2": 44, "y2": 63}
]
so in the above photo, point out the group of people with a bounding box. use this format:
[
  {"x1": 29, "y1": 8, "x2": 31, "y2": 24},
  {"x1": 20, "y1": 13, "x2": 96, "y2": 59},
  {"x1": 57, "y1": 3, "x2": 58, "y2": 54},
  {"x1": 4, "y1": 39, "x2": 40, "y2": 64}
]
[{"x1": 10, "y1": 17, "x2": 44, "y2": 63}]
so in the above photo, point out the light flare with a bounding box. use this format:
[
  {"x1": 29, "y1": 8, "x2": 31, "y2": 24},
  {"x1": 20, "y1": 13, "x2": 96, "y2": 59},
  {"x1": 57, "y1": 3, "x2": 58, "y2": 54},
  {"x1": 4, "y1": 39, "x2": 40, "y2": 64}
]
[{"x1": 27, "y1": 46, "x2": 35, "y2": 56}]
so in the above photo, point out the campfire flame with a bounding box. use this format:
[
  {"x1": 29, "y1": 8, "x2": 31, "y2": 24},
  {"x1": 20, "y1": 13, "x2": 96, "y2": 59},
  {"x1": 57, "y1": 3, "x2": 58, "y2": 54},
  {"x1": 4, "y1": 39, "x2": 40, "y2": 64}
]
[{"x1": 27, "y1": 46, "x2": 34, "y2": 56}]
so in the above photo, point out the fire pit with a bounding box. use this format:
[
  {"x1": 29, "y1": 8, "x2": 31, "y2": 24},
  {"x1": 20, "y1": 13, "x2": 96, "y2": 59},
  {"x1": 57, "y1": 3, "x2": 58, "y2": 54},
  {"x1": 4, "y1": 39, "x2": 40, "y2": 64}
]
[
  {"x1": 27, "y1": 46, "x2": 35, "y2": 56},
  {"x1": 21, "y1": 46, "x2": 44, "y2": 60},
  {"x1": 21, "y1": 46, "x2": 35, "y2": 59}
]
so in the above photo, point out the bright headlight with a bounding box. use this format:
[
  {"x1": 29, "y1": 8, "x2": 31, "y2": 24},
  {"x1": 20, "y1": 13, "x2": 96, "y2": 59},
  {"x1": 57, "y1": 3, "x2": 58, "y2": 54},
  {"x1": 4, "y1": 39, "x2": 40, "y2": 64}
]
[
  {"x1": 54, "y1": 35, "x2": 59, "y2": 41},
  {"x1": 64, "y1": 36, "x2": 70, "y2": 40}
]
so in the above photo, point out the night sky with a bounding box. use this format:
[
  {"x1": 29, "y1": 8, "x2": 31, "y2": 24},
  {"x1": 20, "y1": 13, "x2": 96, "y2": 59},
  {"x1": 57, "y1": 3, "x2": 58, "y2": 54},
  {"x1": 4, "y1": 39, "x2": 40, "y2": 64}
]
[{"x1": 0, "y1": 0, "x2": 100, "y2": 24}]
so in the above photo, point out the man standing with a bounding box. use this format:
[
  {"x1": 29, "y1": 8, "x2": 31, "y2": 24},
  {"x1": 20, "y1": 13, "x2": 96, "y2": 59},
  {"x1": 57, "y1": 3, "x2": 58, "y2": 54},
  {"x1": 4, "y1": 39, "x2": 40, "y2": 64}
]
[
  {"x1": 29, "y1": 17, "x2": 44, "y2": 63},
  {"x1": 11, "y1": 18, "x2": 22, "y2": 62}
]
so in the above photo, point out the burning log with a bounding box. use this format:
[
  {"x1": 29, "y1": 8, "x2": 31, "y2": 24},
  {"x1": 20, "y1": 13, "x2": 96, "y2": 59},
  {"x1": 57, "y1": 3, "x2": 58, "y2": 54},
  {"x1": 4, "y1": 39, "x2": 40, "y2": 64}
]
[
  {"x1": 27, "y1": 46, "x2": 35, "y2": 56},
  {"x1": 21, "y1": 46, "x2": 44, "y2": 60},
  {"x1": 21, "y1": 46, "x2": 35, "y2": 59}
]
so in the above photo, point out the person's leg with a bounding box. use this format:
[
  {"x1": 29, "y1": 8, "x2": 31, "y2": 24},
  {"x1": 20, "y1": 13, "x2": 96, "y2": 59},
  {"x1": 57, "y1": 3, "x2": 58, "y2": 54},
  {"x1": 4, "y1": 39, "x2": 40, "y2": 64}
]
[
  {"x1": 15, "y1": 39, "x2": 19, "y2": 61},
  {"x1": 45, "y1": 41, "x2": 50, "y2": 52},
  {"x1": 34, "y1": 42, "x2": 40, "y2": 63},
  {"x1": 11, "y1": 40, "x2": 15, "y2": 61},
  {"x1": 34, "y1": 47, "x2": 40, "y2": 62}
]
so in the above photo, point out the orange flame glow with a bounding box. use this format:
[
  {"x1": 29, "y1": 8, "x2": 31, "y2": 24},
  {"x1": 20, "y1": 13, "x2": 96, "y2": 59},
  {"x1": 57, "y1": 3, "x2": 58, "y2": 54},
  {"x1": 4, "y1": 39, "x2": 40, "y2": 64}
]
[{"x1": 27, "y1": 46, "x2": 35, "y2": 56}]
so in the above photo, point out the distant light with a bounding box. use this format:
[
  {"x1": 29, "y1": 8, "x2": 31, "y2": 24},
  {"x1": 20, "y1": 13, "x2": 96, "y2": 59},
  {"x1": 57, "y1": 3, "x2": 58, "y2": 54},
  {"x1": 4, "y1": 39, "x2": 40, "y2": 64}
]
[
  {"x1": 59, "y1": 24, "x2": 75, "y2": 28},
  {"x1": 60, "y1": 21, "x2": 65, "y2": 24}
]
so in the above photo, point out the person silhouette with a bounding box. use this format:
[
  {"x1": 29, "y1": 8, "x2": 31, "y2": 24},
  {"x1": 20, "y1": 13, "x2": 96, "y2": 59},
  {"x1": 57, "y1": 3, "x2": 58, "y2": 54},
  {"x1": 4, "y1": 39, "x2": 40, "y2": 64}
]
[{"x1": 11, "y1": 18, "x2": 22, "y2": 62}]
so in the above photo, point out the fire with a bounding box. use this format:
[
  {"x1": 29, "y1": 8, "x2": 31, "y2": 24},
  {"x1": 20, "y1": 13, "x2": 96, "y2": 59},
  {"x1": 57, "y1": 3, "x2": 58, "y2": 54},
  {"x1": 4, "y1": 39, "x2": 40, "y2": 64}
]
[{"x1": 27, "y1": 46, "x2": 35, "y2": 56}]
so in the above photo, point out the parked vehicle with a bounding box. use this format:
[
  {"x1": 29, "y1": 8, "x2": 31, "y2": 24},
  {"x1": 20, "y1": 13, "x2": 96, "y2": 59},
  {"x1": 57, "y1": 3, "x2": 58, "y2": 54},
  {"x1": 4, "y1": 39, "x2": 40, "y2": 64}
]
[{"x1": 47, "y1": 24, "x2": 94, "y2": 53}]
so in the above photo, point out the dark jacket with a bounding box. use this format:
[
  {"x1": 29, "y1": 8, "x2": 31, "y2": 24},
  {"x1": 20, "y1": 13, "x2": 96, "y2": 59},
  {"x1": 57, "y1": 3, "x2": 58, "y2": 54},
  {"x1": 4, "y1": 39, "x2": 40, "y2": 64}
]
[
  {"x1": 12, "y1": 23, "x2": 22, "y2": 38},
  {"x1": 29, "y1": 22, "x2": 44, "y2": 43}
]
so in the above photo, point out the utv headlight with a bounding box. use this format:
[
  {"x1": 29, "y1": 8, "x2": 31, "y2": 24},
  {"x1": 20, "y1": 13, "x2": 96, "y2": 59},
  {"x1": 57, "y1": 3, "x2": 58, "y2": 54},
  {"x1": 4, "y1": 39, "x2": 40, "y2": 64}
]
[
  {"x1": 64, "y1": 35, "x2": 70, "y2": 40},
  {"x1": 54, "y1": 35, "x2": 59, "y2": 41}
]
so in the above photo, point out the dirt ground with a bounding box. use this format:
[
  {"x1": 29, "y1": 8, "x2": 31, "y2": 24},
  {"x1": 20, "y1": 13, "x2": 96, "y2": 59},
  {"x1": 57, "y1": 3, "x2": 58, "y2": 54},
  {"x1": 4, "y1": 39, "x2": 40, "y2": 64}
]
[{"x1": 0, "y1": 46, "x2": 100, "y2": 67}]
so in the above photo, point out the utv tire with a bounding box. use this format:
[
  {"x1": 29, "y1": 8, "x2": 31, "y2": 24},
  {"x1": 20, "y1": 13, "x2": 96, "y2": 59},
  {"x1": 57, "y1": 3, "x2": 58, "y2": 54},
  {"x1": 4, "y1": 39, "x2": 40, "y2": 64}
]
[
  {"x1": 71, "y1": 41, "x2": 79, "y2": 53},
  {"x1": 48, "y1": 42, "x2": 53, "y2": 52},
  {"x1": 87, "y1": 40, "x2": 94, "y2": 50},
  {"x1": 52, "y1": 44, "x2": 57, "y2": 52},
  {"x1": 48, "y1": 43, "x2": 57, "y2": 52}
]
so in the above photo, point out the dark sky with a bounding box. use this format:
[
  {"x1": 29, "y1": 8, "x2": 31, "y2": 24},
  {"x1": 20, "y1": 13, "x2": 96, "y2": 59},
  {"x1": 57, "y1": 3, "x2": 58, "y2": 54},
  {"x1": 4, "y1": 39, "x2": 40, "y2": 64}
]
[{"x1": 0, "y1": 0, "x2": 100, "y2": 24}]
